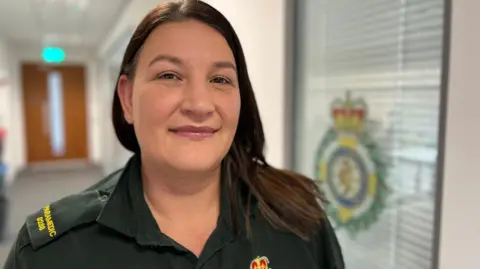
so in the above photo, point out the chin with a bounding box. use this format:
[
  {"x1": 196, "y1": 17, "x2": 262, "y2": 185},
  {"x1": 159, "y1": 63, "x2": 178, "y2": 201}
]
[
  {"x1": 165, "y1": 149, "x2": 224, "y2": 172},
  {"x1": 169, "y1": 158, "x2": 221, "y2": 173},
  {"x1": 143, "y1": 136, "x2": 230, "y2": 174},
  {"x1": 162, "y1": 140, "x2": 228, "y2": 172}
]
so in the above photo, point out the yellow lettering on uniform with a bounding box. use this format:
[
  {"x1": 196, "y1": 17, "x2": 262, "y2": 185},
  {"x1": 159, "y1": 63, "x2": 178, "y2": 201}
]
[
  {"x1": 43, "y1": 205, "x2": 57, "y2": 237},
  {"x1": 36, "y1": 217, "x2": 46, "y2": 231}
]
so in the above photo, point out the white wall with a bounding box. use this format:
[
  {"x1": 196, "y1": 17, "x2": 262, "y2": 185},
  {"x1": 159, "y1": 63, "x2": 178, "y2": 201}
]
[
  {"x1": 0, "y1": 38, "x2": 8, "y2": 126},
  {"x1": 98, "y1": 0, "x2": 288, "y2": 169},
  {"x1": 98, "y1": 0, "x2": 160, "y2": 59},
  {"x1": 3, "y1": 43, "x2": 102, "y2": 182},
  {"x1": 0, "y1": 39, "x2": 9, "y2": 127},
  {"x1": 0, "y1": 38, "x2": 13, "y2": 182},
  {"x1": 438, "y1": 1, "x2": 480, "y2": 268}
]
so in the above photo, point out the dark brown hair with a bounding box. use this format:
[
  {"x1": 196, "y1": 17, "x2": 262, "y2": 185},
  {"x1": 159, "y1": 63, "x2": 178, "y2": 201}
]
[{"x1": 112, "y1": 0, "x2": 326, "y2": 240}]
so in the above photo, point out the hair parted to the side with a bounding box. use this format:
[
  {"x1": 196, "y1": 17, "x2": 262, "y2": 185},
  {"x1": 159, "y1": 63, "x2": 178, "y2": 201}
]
[{"x1": 112, "y1": 0, "x2": 326, "y2": 240}]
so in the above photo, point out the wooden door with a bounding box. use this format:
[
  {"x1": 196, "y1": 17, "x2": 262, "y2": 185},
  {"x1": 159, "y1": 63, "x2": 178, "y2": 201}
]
[{"x1": 22, "y1": 63, "x2": 88, "y2": 163}]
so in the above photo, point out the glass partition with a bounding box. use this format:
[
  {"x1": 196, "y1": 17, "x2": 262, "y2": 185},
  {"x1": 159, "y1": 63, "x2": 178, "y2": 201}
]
[{"x1": 292, "y1": 1, "x2": 447, "y2": 268}]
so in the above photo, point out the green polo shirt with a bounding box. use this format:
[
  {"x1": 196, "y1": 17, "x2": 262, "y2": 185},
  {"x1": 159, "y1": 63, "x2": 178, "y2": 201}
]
[{"x1": 3, "y1": 155, "x2": 344, "y2": 269}]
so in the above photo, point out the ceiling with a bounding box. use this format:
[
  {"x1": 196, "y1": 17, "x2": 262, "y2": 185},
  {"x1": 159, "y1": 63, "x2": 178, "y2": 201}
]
[{"x1": 0, "y1": 0, "x2": 131, "y2": 49}]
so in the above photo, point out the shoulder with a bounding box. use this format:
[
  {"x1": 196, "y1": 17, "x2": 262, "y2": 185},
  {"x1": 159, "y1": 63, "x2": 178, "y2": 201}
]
[
  {"x1": 82, "y1": 168, "x2": 123, "y2": 193},
  {"x1": 24, "y1": 190, "x2": 106, "y2": 250},
  {"x1": 309, "y1": 217, "x2": 345, "y2": 269},
  {"x1": 18, "y1": 169, "x2": 124, "y2": 251}
]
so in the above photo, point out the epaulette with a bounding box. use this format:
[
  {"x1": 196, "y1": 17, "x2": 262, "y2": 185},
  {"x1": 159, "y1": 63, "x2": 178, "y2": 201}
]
[{"x1": 25, "y1": 190, "x2": 108, "y2": 250}]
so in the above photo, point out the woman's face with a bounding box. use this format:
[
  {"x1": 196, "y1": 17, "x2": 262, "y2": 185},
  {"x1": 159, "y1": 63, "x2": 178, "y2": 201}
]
[{"x1": 118, "y1": 20, "x2": 241, "y2": 173}]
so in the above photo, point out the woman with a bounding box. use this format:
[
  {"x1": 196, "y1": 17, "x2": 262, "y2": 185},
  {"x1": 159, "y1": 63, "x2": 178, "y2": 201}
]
[{"x1": 4, "y1": 1, "x2": 344, "y2": 268}]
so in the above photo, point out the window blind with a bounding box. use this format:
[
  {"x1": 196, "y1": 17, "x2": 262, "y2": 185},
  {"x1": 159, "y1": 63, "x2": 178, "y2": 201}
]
[{"x1": 293, "y1": 0, "x2": 445, "y2": 268}]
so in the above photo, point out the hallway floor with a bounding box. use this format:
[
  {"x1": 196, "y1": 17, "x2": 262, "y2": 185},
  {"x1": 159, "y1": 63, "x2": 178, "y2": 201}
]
[{"x1": 0, "y1": 165, "x2": 103, "y2": 264}]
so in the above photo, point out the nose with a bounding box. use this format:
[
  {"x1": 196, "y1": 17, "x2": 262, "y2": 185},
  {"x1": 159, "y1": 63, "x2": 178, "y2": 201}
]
[{"x1": 180, "y1": 81, "x2": 215, "y2": 122}]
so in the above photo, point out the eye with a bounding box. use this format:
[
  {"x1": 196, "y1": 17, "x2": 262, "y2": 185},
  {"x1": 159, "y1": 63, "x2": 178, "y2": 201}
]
[
  {"x1": 210, "y1": 76, "x2": 231, "y2": 85},
  {"x1": 156, "y1": 72, "x2": 180, "y2": 80}
]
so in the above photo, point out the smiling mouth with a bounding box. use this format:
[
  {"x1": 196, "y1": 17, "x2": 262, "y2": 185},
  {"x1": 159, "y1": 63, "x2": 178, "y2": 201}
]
[{"x1": 169, "y1": 125, "x2": 219, "y2": 140}]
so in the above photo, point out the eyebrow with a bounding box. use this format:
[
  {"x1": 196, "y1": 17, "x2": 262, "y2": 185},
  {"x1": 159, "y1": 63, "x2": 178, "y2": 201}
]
[
  {"x1": 212, "y1": 61, "x2": 237, "y2": 72},
  {"x1": 148, "y1": 55, "x2": 183, "y2": 67},
  {"x1": 148, "y1": 54, "x2": 237, "y2": 71}
]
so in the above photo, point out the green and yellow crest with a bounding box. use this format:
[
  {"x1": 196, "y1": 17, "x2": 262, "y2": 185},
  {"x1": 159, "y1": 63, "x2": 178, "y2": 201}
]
[{"x1": 315, "y1": 92, "x2": 389, "y2": 237}]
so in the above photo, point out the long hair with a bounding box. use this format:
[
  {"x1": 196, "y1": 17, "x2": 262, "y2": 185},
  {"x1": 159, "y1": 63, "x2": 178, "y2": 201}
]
[{"x1": 112, "y1": 0, "x2": 326, "y2": 240}]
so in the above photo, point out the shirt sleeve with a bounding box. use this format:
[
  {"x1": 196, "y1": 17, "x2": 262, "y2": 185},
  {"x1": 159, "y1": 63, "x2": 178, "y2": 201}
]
[
  {"x1": 3, "y1": 225, "x2": 30, "y2": 269},
  {"x1": 3, "y1": 237, "x2": 19, "y2": 269},
  {"x1": 316, "y1": 217, "x2": 345, "y2": 269}
]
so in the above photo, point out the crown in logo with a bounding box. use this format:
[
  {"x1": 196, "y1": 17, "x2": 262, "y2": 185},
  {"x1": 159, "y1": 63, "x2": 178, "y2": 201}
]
[
  {"x1": 250, "y1": 256, "x2": 269, "y2": 269},
  {"x1": 330, "y1": 92, "x2": 367, "y2": 133}
]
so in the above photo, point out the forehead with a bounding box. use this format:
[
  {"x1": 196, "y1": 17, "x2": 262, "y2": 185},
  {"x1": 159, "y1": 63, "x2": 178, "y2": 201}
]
[{"x1": 138, "y1": 20, "x2": 235, "y2": 66}]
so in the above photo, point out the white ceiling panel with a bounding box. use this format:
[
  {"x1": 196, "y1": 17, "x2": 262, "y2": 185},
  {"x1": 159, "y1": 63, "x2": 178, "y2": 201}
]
[{"x1": 0, "y1": 0, "x2": 132, "y2": 49}]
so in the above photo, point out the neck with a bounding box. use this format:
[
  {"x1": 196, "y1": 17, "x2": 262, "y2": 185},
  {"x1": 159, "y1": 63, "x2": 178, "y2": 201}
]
[{"x1": 141, "y1": 157, "x2": 221, "y2": 221}]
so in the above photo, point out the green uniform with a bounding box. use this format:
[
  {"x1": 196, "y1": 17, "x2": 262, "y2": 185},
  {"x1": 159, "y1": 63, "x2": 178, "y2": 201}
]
[{"x1": 3, "y1": 155, "x2": 344, "y2": 269}]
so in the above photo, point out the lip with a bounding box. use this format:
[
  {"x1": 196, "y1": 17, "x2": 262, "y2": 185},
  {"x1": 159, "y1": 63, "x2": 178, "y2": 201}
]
[{"x1": 169, "y1": 125, "x2": 218, "y2": 140}]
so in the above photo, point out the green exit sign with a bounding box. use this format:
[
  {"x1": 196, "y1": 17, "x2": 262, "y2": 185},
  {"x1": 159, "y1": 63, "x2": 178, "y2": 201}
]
[{"x1": 42, "y1": 47, "x2": 66, "y2": 63}]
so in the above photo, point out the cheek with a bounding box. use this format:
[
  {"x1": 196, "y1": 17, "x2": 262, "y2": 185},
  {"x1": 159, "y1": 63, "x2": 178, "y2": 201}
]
[
  {"x1": 132, "y1": 86, "x2": 177, "y2": 127},
  {"x1": 219, "y1": 91, "x2": 241, "y2": 130}
]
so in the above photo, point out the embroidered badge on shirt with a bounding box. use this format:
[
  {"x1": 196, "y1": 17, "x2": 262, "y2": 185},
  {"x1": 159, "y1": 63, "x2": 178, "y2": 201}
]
[{"x1": 250, "y1": 256, "x2": 270, "y2": 269}]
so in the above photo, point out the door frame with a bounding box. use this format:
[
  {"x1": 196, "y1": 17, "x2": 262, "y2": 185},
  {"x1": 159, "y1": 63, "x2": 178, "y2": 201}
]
[
  {"x1": 20, "y1": 61, "x2": 91, "y2": 165},
  {"x1": 13, "y1": 53, "x2": 96, "y2": 170}
]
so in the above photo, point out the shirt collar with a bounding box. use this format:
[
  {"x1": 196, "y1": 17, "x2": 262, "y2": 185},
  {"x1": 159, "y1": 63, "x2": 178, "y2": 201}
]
[
  {"x1": 97, "y1": 155, "x2": 167, "y2": 246},
  {"x1": 96, "y1": 154, "x2": 256, "y2": 247}
]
